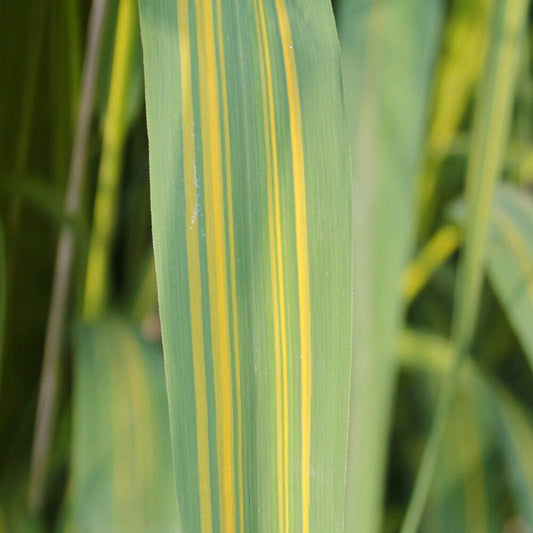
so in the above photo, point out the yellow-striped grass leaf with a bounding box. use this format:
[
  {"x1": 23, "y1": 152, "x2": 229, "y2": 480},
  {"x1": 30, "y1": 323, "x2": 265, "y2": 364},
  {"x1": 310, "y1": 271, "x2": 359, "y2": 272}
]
[
  {"x1": 402, "y1": 2, "x2": 530, "y2": 529},
  {"x1": 336, "y1": 1, "x2": 443, "y2": 531},
  {"x1": 418, "y1": 0, "x2": 493, "y2": 239},
  {"x1": 398, "y1": 329, "x2": 533, "y2": 527},
  {"x1": 422, "y1": 384, "x2": 501, "y2": 532},
  {"x1": 97, "y1": 0, "x2": 144, "y2": 134},
  {"x1": 71, "y1": 318, "x2": 179, "y2": 531},
  {"x1": 450, "y1": 0, "x2": 529, "y2": 350},
  {"x1": 486, "y1": 184, "x2": 533, "y2": 368},
  {"x1": 84, "y1": 0, "x2": 140, "y2": 319},
  {"x1": 139, "y1": 0, "x2": 352, "y2": 530}
]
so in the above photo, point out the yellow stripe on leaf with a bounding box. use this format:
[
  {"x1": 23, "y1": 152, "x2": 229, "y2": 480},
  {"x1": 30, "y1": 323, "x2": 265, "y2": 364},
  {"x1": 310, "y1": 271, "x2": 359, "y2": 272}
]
[
  {"x1": 273, "y1": 1, "x2": 312, "y2": 530},
  {"x1": 177, "y1": 1, "x2": 213, "y2": 530},
  {"x1": 194, "y1": 0, "x2": 236, "y2": 530},
  {"x1": 254, "y1": 1, "x2": 286, "y2": 531},
  {"x1": 214, "y1": 0, "x2": 245, "y2": 529}
]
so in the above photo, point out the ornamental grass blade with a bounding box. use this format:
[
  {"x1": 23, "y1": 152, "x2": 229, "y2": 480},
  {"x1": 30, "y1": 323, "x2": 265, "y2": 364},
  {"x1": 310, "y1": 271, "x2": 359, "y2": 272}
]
[
  {"x1": 492, "y1": 386, "x2": 533, "y2": 526},
  {"x1": 139, "y1": 1, "x2": 352, "y2": 531},
  {"x1": 402, "y1": 2, "x2": 530, "y2": 529},
  {"x1": 71, "y1": 318, "x2": 179, "y2": 531},
  {"x1": 398, "y1": 329, "x2": 533, "y2": 528},
  {"x1": 487, "y1": 184, "x2": 533, "y2": 368},
  {"x1": 423, "y1": 387, "x2": 501, "y2": 532},
  {"x1": 336, "y1": 1, "x2": 443, "y2": 531},
  {"x1": 417, "y1": 0, "x2": 493, "y2": 240}
]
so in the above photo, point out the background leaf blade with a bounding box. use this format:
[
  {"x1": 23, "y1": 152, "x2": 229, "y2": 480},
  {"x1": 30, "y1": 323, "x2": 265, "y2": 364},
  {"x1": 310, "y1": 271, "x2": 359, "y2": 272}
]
[
  {"x1": 71, "y1": 318, "x2": 179, "y2": 532},
  {"x1": 336, "y1": 1, "x2": 444, "y2": 530}
]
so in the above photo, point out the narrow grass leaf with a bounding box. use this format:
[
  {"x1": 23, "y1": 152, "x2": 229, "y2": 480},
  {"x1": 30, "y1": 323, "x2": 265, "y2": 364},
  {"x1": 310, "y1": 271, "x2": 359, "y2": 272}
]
[
  {"x1": 139, "y1": 0, "x2": 352, "y2": 530},
  {"x1": 336, "y1": 1, "x2": 443, "y2": 531},
  {"x1": 451, "y1": 0, "x2": 529, "y2": 350},
  {"x1": 402, "y1": 2, "x2": 530, "y2": 530},
  {"x1": 71, "y1": 318, "x2": 179, "y2": 532},
  {"x1": 486, "y1": 184, "x2": 533, "y2": 368},
  {"x1": 398, "y1": 329, "x2": 533, "y2": 527},
  {"x1": 418, "y1": 0, "x2": 493, "y2": 238},
  {"x1": 0, "y1": 176, "x2": 85, "y2": 240},
  {"x1": 492, "y1": 387, "x2": 533, "y2": 526},
  {"x1": 423, "y1": 388, "x2": 499, "y2": 533},
  {"x1": 83, "y1": 0, "x2": 140, "y2": 319},
  {"x1": 422, "y1": 361, "x2": 504, "y2": 533}
]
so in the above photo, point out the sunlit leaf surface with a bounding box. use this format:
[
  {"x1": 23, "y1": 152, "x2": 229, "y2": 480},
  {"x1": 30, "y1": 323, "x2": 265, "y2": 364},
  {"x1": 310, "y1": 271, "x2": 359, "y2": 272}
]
[{"x1": 139, "y1": 0, "x2": 352, "y2": 531}]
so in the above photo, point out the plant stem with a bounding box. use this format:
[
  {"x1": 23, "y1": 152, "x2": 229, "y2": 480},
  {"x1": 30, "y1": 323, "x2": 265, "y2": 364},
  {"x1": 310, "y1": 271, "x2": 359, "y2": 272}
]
[
  {"x1": 400, "y1": 0, "x2": 529, "y2": 531},
  {"x1": 83, "y1": 0, "x2": 139, "y2": 320},
  {"x1": 28, "y1": 0, "x2": 109, "y2": 511}
]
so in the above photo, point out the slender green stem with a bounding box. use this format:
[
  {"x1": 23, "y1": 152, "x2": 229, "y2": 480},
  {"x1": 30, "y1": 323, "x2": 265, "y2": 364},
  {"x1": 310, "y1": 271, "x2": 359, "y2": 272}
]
[
  {"x1": 401, "y1": 1, "x2": 529, "y2": 531},
  {"x1": 83, "y1": 0, "x2": 139, "y2": 320},
  {"x1": 28, "y1": 0, "x2": 109, "y2": 511}
]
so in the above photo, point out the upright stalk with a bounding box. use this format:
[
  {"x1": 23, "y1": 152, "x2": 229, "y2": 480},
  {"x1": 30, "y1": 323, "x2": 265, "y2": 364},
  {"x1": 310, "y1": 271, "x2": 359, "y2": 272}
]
[
  {"x1": 28, "y1": 0, "x2": 108, "y2": 510},
  {"x1": 401, "y1": 1, "x2": 529, "y2": 530}
]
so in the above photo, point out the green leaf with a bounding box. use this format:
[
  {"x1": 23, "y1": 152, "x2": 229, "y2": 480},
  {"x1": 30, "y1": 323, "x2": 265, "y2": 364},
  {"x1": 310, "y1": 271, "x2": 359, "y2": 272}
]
[
  {"x1": 0, "y1": 176, "x2": 84, "y2": 238},
  {"x1": 417, "y1": 0, "x2": 493, "y2": 239},
  {"x1": 83, "y1": 0, "x2": 141, "y2": 319},
  {"x1": 336, "y1": 1, "x2": 443, "y2": 531},
  {"x1": 402, "y1": 1, "x2": 530, "y2": 529},
  {"x1": 0, "y1": 218, "x2": 5, "y2": 385},
  {"x1": 398, "y1": 329, "x2": 533, "y2": 528},
  {"x1": 487, "y1": 184, "x2": 533, "y2": 368},
  {"x1": 424, "y1": 388, "x2": 501, "y2": 533},
  {"x1": 71, "y1": 318, "x2": 179, "y2": 532},
  {"x1": 450, "y1": 0, "x2": 528, "y2": 351},
  {"x1": 127, "y1": 251, "x2": 157, "y2": 326},
  {"x1": 0, "y1": 499, "x2": 42, "y2": 533},
  {"x1": 139, "y1": 0, "x2": 352, "y2": 531},
  {"x1": 492, "y1": 386, "x2": 533, "y2": 526}
]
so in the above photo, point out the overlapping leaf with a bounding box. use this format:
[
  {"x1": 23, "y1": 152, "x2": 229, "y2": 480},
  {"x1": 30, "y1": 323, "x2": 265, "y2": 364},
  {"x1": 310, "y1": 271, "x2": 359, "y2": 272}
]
[
  {"x1": 487, "y1": 184, "x2": 533, "y2": 368},
  {"x1": 336, "y1": 1, "x2": 443, "y2": 530},
  {"x1": 398, "y1": 329, "x2": 533, "y2": 529}
]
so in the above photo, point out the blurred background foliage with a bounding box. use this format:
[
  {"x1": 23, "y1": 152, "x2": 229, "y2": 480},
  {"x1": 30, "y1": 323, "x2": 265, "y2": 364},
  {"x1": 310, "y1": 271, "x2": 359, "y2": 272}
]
[{"x1": 0, "y1": 0, "x2": 533, "y2": 531}]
